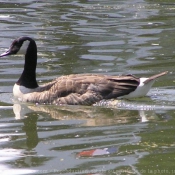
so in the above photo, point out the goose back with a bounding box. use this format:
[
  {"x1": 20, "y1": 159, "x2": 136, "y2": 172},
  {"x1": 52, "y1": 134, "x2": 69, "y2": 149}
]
[
  {"x1": 20, "y1": 74, "x2": 140, "y2": 105},
  {"x1": 0, "y1": 37, "x2": 167, "y2": 106}
]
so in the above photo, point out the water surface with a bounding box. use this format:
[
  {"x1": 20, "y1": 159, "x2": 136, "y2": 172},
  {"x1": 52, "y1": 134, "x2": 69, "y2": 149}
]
[{"x1": 0, "y1": 0, "x2": 175, "y2": 174}]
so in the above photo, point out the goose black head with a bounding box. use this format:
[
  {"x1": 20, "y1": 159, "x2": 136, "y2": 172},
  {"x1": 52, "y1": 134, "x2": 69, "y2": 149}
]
[{"x1": 0, "y1": 37, "x2": 32, "y2": 57}]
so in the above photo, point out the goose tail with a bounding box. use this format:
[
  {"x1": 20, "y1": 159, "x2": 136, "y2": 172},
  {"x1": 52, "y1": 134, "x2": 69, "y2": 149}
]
[{"x1": 143, "y1": 71, "x2": 168, "y2": 84}]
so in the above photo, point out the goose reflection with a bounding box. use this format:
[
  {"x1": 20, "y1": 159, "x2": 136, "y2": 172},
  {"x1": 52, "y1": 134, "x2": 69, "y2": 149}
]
[
  {"x1": 22, "y1": 114, "x2": 38, "y2": 149},
  {"x1": 13, "y1": 102, "x2": 159, "y2": 127},
  {"x1": 12, "y1": 101, "x2": 160, "y2": 150},
  {"x1": 10, "y1": 101, "x2": 168, "y2": 173}
]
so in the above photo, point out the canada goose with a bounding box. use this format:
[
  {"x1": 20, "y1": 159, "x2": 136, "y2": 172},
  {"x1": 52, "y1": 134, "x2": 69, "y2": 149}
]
[{"x1": 0, "y1": 37, "x2": 168, "y2": 105}]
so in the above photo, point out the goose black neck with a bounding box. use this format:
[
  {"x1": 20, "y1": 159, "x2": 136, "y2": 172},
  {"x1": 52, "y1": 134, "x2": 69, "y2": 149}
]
[{"x1": 16, "y1": 39, "x2": 39, "y2": 89}]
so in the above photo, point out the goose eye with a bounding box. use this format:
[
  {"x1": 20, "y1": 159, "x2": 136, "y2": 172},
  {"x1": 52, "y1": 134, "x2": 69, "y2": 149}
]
[
  {"x1": 0, "y1": 42, "x2": 20, "y2": 57},
  {"x1": 11, "y1": 45, "x2": 20, "y2": 53}
]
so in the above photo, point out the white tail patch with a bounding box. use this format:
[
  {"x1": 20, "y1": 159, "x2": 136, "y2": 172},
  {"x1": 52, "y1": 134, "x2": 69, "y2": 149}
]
[
  {"x1": 17, "y1": 40, "x2": 30, "y2": 55},
  {"x1": 119, "y1": 78, "x2": 156, "y2": 99}
]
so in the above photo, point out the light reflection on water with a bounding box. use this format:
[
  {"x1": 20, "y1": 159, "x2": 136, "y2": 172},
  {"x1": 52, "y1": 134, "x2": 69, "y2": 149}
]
[
  {"x1": 0, "y1": 104, "x2": 149, "y2": 174},
  {"x1": 0, "y1": 100, "x2": 173, "y2": 174},
  {"x1": 0, "y1": 0, "x2": 175, "y2": 174}
]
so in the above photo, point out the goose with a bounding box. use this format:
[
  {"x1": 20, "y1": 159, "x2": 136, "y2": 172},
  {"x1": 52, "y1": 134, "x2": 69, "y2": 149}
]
[{"x1": 0, "y1": 36, "x2": 168, "y2": 105}]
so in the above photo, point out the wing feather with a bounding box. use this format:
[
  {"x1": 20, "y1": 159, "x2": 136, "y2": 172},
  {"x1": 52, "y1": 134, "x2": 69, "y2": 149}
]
[{"x1": 26, "y1": 74, "x2": 140, "y2": 105}]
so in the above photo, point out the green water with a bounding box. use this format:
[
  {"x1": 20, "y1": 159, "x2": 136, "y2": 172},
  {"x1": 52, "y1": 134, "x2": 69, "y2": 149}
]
[{"x1": 0, "y1": 0, "x2": 175, "y2": 175}]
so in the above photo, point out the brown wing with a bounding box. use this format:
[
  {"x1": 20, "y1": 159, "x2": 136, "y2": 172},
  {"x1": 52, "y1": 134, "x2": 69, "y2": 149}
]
[{"x1": 28, "y1": 74, "x2": 140, "y2": 105}]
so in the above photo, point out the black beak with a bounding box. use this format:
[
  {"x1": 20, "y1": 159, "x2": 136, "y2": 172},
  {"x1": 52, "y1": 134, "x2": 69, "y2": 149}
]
[{"x1": 0, "y1": 49, "x2": 12, "y2": 57}]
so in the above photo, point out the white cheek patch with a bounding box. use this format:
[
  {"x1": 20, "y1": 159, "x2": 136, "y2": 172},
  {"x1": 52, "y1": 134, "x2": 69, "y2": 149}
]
[{"x1": 17, "y1": 40, "x2": 30, "y2": 55}]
